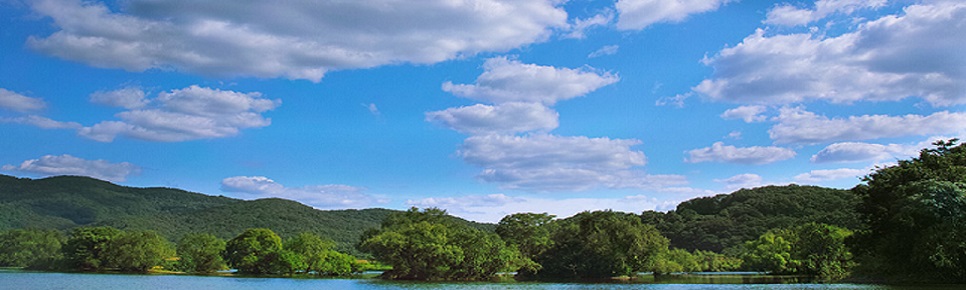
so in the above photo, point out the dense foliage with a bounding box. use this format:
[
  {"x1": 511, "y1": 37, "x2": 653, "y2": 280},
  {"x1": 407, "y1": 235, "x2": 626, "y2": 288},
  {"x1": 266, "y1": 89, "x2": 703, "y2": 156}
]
[
  {"x1": 103, "y1": 230, "x2": 175, "y2": 272},
  {"x1": 740, "y1": 223, "x2": 853, "y2": 280},
  {"x1": 0, "y1": 229, "x2": 64, "y2": 269},
  {"x1": 176, "y1": 233, "x2": 227, "y2": 273},
  {"x1": 535, "y1": 210, "x2": 669, "y2": 279},
  {"x1": 495, "y1": 212, "x2": 556, "y2": 275},
  {"x1": 852, "y1": 140, "x2": 966, "y2": 282},
  {"x1": 62, "y1": 226, "x2": 122, "y2": 271},
  {"x1": 641, "y1": 185, "x2": 861, "y2": 253},
  {"x1": 0, "y1": 174, "x2": 451, "y2": 256},
  {"x1": 360, "y1": 208, "x2": 519, "y2": 280}
]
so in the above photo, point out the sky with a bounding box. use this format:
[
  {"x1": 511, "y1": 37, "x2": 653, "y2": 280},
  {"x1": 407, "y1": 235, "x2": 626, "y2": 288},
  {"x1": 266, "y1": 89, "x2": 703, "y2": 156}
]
[{"x1": 1, "y1": 0, "x2": 964, "y2": 222}]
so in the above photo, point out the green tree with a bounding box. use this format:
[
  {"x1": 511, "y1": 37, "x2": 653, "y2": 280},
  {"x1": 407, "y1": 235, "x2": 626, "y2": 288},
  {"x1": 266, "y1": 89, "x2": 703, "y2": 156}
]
[
  {"x1": 0, "y1": 229, "x2": 64, "y2": 269},
  {"x1": 537, "y1": 210, "x2": 669, "y2": 279},
  {"x1": 360, "y1": 207, "x2": 518, "y2": 280},
  {"x1": 224, "y1": 228, "x2": 283, "y2": 274},
  {"x1": 177, "y1": 233, "x2": 227, "y2": 273},
  {"x1": 495, "y1": 213, "x2": 555, "y2": 275},
  {"x1": 103, "y1": 230, "x2": 175, "y2": 273},
  {"x1": 852, "y1": 140, "x2": 966, "y2": 282},
  {"x1": 284, "y1": 232, "x2": 356, "y2": 276},
  {"x1": 315, "y1": 250, "x2": 356, "y2": 276},
  {"x1": 741, "y1": 223, "x2": 853, "y2": 280},
  {"x1": 62, "y1": 226, "x2": 122, "y2": 271},
  {"x1": 693, "y1": 250, "x2": 742, "y2": 272}
]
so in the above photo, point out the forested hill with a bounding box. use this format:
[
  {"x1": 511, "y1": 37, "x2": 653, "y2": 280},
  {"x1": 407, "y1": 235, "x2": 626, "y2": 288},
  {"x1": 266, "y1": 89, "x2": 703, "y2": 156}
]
[
  {"x1": 1, "y1": 174, "x2": 857, "y2": 256},
  {"x1": 0, "y1": 174, "x2": 439, "y2": 255},
  {"x1": 642, "y1": 184, "x2": 862, "y2": 253}
]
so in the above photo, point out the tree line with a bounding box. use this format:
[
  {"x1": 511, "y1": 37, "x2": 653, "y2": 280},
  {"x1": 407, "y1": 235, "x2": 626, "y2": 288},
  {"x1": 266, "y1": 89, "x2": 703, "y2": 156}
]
[
  {"x1": 358, "y1": 140, "x2": 966, "y2": 283},
  {"x1": 0, "y1": 226, "x2": 365, "y2": 276},
  {"x1": 4, "y1": 140, "x2": 965, "y2": 283}
]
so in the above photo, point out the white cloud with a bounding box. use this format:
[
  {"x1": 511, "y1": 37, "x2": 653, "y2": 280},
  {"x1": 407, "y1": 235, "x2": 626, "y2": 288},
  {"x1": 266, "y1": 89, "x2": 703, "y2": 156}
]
[
  {"x1": 2, "y1": 154, "x2": 139, "y2": 182},
  {"x1": 588, "y1": 45, "x2": 619, "y2": 58},
  {"x1": 811, "y1": 136, "x2": 954, "y2": 163},
  {"x1": 426, "y1": 102, "x2": 558, "y2": 135},
  {"x1": 769, "y1": 107, "x2": 966, "y2": 144},
  {"x1": 686, "y1": 142, "x2": 796, "y2": 165},
  {"x1": 79, "y1": 85, "x2": 280, "y2": 142},
  {"x1": 566, "y1": 12, "x2": 613, "y2": 39},
  {"x1": 90, "y1": 87, "x2": 148, "y2": 109},
  {"x1": 442, "y1": 57, "x2": 619, "y2": 105},
  {"x1": 725, "y1": 131, "x2": 742, "y2": 140},
  {"x1": 458, "y1": 134, "x2": 686, "y2": 191},
  {"x1": 721, "y1": 105, "x2": 768, "y2": 123},
  {"x1": 714, "y1": 173, "x2": 763, "y2": 191},
  {"x1": 0, "y1": 88, "x2": 45, "y2": 112},
  {"x1": 615, "y1": 0, "x2": 729, "y2": 30},
  {"x1": 364, "y1": 103, "x2": 380, "y2": 117},
  {"x1": 407, "y1": 193, "x2": 682, "y2": 223},
  {"x1": 655, "y1": 93, "x2": 690, "y2": 108},
  {"x1": 26, "y1": 0, "x2": 567, "y2": 82},
  {"x1": 794, "y1": 168, "x2": 868, "y2": 183},
  {"x1": 693, "y1": 1, "x2": 966, "y2": 106},
  {"x1": 0, "y1": 115, "x2": 82, "y2": 129},
  {"x1": 765, "y1": 0, "x2": 888, "y2": 26},
  {"x1": 221, "y1": 176, "x2": 387, "y2": 209}
]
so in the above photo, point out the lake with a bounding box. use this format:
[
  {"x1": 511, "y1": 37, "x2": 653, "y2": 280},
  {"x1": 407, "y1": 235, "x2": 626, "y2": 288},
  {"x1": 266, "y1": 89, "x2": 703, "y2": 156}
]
[{"x1": 0, "y1": 270, "x2": 956, "y2": 290}]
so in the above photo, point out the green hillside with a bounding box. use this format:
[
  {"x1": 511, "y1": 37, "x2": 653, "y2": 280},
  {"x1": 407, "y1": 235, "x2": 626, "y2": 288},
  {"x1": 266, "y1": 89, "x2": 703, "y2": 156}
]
[
  {"x1": 641, "y1": 184, "x2": 862, "y2": 253},
  {"x1": 0, "y1": 175, "x2": 398, "y2": 255}
]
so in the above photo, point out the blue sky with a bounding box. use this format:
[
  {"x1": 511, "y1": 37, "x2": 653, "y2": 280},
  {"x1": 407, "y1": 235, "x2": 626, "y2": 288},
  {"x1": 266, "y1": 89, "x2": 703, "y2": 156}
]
[{"x1": 1, "y1": 0, "x2": 964, "y2": 222}]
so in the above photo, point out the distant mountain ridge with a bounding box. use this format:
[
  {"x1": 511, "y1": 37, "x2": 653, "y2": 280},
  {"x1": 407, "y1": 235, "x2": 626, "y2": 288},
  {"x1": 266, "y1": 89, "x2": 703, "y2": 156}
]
[
  {"x1": 0, "y1": 174, "x2": 403, "y2": 255},
  {"x1": 1, "y1": 174, "x2": 861, "y2": 255}
]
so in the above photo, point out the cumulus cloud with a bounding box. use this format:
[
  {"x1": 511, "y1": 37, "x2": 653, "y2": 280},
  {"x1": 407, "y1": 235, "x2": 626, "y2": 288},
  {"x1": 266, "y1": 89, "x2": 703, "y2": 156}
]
[
  {"x1": 458, "y1": 134, "x2": 686, "y2": 191},
  {"x1": 769, "y1": 107, "x2": 966, "y2": 144},
  {"x1": 721, "y1": 105, "x2": 768, "y2": 123},
  {"x1": 90, "y1": 87, "x2": 148, "y2": 109},
  {"x1": 765, "y1": 0, "x2": 887, "y2": 26},
  {"x1": 794, "y1": 168, "x2": 868, "y2": 183},
  {"x1": 714, "y1": 173, "x2": 763, "y2": 191},
  {"x1": 442, "y1": 57, "x2": 619, "y2": 105},
  {"x1": 25, "y1": 0, "x2": 567, "y2": 82},
  {"x1": 426, "y1": 102, "x2": 558, "y2": 135},
  {"x1": 407, "y1": 193, "x2": 681, "y2": 223},
  {"x1": 686, "y1": 142, "x2": 796, "y2": 165},
  {"x1": 221, "y1": 176, "x2": 387, "y2": 209},
  {"x1": 0, "y1": 88, "x2": 45, "y2": 112},
  {"x1": 2, "y1": 154, "x2": 139, "y2": 182},
  {"x1": 616, "y1": 0, "x2": 730, "y2": 30},
  {"x1": 693, "y1": 1, "x2": 966, "y2": 106},
  {"x1": 78, "y1": 85, "x2": 280, "y2": 142}
]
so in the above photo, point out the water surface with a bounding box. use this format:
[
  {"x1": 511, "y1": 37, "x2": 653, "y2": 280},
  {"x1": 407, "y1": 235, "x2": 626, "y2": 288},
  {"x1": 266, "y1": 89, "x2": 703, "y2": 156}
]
[{"x1": 0, "y1": 270, "x2": 954, "y2": 290}]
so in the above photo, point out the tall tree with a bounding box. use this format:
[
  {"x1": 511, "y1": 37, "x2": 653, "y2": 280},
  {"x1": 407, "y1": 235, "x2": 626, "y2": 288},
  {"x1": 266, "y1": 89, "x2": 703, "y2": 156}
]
[
  {"x1": 360, "y1": 207, "x2": 519, "y2": 280},
  {"x1": 0, "y1": 229, "x2": 64, "y2": 269},
  {"x1": 536, "y1": 210, "x2": 669, "y2": 279},
  {"x1": 852, "y1": 140, "x2": 966, "y2": 282},
  {"x1": 285, "y1": 232, "x2": 355, "y2": 276},
  {"x1": 62, "y1": 226, "x2": 122, "y2": 271},
  {"x1": 740, "y1": 223, "x2": 853, "y2": 280},
  {"x1": 224, "y1": 228, "x2": 283, "y2": 274},
  {"x1": 177, "y1": 233, "x2": 227, "y2": 273},
  {"x1": 103, "y1": 230, "x2": 175, "y2": 273}
]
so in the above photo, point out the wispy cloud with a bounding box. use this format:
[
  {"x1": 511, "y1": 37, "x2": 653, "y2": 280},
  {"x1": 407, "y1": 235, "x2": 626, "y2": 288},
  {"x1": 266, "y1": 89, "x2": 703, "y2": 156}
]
[
  {"x1": 2, "y1": 154, "x2": 139, "y2": 182},
  {"x1": 221, "y1": 176, "x2": 387, "y2": 209}
]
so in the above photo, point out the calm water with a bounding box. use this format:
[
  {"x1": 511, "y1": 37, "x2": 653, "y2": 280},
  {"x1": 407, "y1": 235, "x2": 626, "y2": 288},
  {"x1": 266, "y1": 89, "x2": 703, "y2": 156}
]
[{"x1": 0, "y1": 270, "x2": 957, "y2": 290}]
